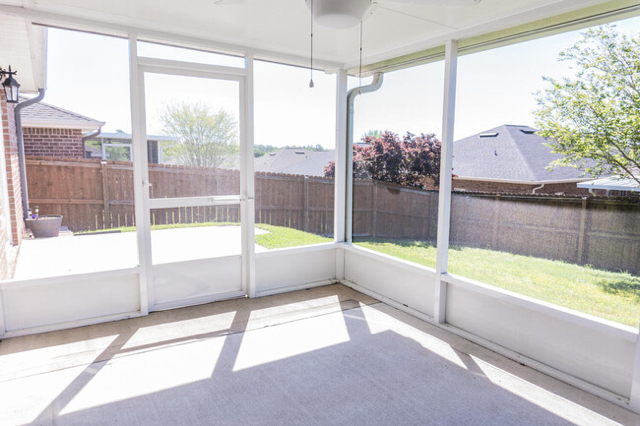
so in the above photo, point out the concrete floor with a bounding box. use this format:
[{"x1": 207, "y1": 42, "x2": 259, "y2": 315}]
[
  {"x1": 14, "y1": 226, "x2": 268, "y2": 279},
  {"x1": 0, "y1": 284, "x2": 638, "y2": 426}
]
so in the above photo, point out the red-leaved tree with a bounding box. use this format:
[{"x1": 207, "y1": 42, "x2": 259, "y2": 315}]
[{"x1": 324, "y1": 131, "x2": 442, "y2": 189}]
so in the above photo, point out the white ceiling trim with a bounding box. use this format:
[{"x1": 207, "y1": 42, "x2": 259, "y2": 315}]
[
  {"x1": 24, "y1": 19, "x2": 46, "y2": 90},
  {"x1": 344, "y1": 0, "x2": 611, "y2": 70},
  {"x1": 353, "y1": 0, "x2": 640, "y2": 74},
  {"x1": 0, "y1": 4, "x2": 344, "y2": 72}
]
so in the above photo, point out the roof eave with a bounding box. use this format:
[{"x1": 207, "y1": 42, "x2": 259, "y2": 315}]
[
  {"x1": 22, "y1": 118, "x2": 105, "y2": 133},
  {"x1": 454, "y1": 176, "x2": 592, "y2": 185}
]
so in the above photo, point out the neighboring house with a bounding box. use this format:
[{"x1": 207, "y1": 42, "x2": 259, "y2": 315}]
[
  {"x1": 452, "y1": 125, "x2": 596, "y2": 196},
  {"x1": 254, "y1": 149, "x2": 335, "y2": 177},
  {"x1": 20, "y1": 96, "x2": 104, "y2": 158},
  {"x1": 20, "y1": 100, "x2": 178, "y2": 164},
  {"x1": 86, "y1": 131, "x2": 180, "y2": 164},
  {"x1": 84, "y1": 144, "x2": 102, "y2": 159},
  {"x1": 577, "y1": 174, "x2": 640, "y2": 197}
]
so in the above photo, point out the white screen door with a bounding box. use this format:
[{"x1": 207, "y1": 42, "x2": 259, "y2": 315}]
[{"x1": 135, "y1": 57, "x2": 252, "y2": 311}]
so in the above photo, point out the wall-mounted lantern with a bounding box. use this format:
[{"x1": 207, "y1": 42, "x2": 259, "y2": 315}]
[{"x1": 0, "y1": 66, "x2": 20, "y2": 103}]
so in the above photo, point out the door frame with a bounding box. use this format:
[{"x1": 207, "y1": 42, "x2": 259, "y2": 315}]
[{"x1": 129, "y1": 36, "x2": 255, "y2": 312}]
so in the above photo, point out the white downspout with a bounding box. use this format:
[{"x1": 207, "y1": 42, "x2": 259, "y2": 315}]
[
  {"x1": 345, "y1": 72, "x2": 383, "y2": 243},
  {"x1": 14, "y1": 88, "x2": 46, "y2": 218},
  {"x1": 532, "y1": 183, "x2": 545, "y2": 194}
]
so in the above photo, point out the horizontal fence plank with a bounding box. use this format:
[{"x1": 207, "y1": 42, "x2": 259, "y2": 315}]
[{"x1": 30, "y1": 199, "x2": 103, "y2": 206}]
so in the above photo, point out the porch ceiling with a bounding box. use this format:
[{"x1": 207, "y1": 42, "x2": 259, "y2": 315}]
[
  {"x1": 0, "y1": 13, "x2": 45, "y2": 93},
  {"x1": 0, "y1": 0, "x2": 624, "y2": 73}
]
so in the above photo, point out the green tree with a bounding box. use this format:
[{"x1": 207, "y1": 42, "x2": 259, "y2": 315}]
[
  {"x1": 254, "y1": 144, "x2": 279, "y2": 157},
  {"x1": 160, "y1": 102, "x2": 238, "y2": 168},
  {"x1": 254, "y1": 143, "x2": 329, "y2": 157},
  {"x1": 534, "y1": 26, "x2": 640, "y2": 185},
  {"x1": 361, "y1": 129, "x2": 385, "y2": 140},
  {"x1": 324, "y1": 131, "x2": 442, "y2": 188}
]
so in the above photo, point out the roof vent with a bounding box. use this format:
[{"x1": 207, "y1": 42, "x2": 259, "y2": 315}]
[
  {"x1": 520, "y1": 129, "x2": 535, "y2": 134},
  {"x1": 479, "y1": 132, "x2": 498, "y2": 138}
]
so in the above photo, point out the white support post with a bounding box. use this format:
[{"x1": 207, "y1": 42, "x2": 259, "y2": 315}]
[
  {"x1": 0, "y1": 88, "x2": 12, "y2": 335},
  {"x1": 334, "y1": 69, "x2": 348, "y2": 244},
  {"x1": 631, "y1": 328, "x2": 640, "y2": 413},
  {"x1": 241, "y1": 53, "x2": 256, "y2": 297},
  {"x1": 334, "y1": 70, "x2": 348, "y2": 279},
  {"x1": 0, "y1": 290, "x2": 6, "y2": 337},
  {"x1": 129, "y1": 34, "x2": 153, "y2": 314},
  {"x1": 434, "y1": 39, "x2": 458, "y2": 324}
]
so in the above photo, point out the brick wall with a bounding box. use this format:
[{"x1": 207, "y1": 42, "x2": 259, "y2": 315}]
[
  {"x1": 2, "y1": 92, "x2": 24, "y2": 245},
  {"x1": 453, "y1": 178, "x2": 591, "y2": 196},
  {"x1": 23, "y1": 127, "x2": 84, "y2": 158},
  {"x1": 0, "y1": 91, "x2": 23, "y2": 279},
  {"x1": 0, "y1": 175, "x2": 7, "y2": 279}
]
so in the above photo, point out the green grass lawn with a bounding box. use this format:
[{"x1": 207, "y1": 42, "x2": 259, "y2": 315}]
[
  {"x1": 255, "y1": 224, "x2": 332, "y2": 248},
  {"x1": 354, "y1": 237, "x2": 640, "y2": 328},
  {"x1": 79, "y1": 222, "x2": 333, "y2": 249},
  {"x1": 78, "y1": 223, "x2": 638, "y2": 327}
]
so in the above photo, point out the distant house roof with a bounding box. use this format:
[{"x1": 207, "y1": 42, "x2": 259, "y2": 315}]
[
  {"x1": 254, "y1": 149, "x2": 334, "y2": 176},
  {"x1": 577, "y1": 175, "x2": 640, "y2": 193},
  {"x1": 19, "y1": 96, "x2": 105, "y2": 133},
  {"x1": 453, "y1": 125, "x2": 595, "y2": 183},
  {"x1": 84, "y1": 144, "x2": 102, "y2": 158},
  {"x1": 94, "y1": 132, "x2": 179, "y2": 142}
]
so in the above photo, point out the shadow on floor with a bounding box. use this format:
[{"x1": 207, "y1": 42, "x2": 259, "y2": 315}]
[{"x1": 1, "y1": 284, "x2": 637, "y2": 426}]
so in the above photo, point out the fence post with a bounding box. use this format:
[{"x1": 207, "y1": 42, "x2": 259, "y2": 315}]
[
  {"x1": 303, "y1": 176, "x2": 309, "y2": 232},
  {"x1": 216, "y1": 170, "x2": 222, "y2": 196},
  {"x1": 100, "y1": 160, "x2": 111, "y2": 229},
  {"x1": 491, "y1": 194, "x2": 500, "y2": 248},
  {"x1": 576, "y1": 197, "x2": 588, "y2": 264},
  {"x1": 372, "y1": 182, "x2": 378, "y2": 238}
]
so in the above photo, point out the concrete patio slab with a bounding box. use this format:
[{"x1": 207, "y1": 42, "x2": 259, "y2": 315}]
[
  {"x1": 0, "y1": 284, "x2": 637, "y2": 426},
  {"x1": 13, "y1": 226, "x2": 268, "y2": 280}
]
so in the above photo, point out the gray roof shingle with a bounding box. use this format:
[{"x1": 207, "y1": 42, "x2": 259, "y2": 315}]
[
  {"x1": 453, "y1": 125, "x2": 594, "y2": 182},
  {"x1": 254, "y1": 149, "x2": 334, "y2": 176},
  {"x1": 19, "y1": 96, "x2": 104, "y2": 130}
]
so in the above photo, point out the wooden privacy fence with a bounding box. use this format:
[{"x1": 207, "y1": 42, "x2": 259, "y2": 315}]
[
  {"x1": 25, "y1": 157, "x2": 334, "y2": 234},
  {"x1": 26, "y1": 157, "x2": 639, "y2": 274},
  {"x1": 353, "y1": 180, "x2": 439, "y2": 240},
  {"x1": 448, "y1": 193, "x2": 640, "y2": 275},
  {"x1": 353, "y1": 182, "x2": 639, "y2": 275}
]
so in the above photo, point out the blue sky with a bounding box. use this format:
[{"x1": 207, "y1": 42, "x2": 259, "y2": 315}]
[{"x1": 43, "y1": 15, "x2": 640, "y2": 149}]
